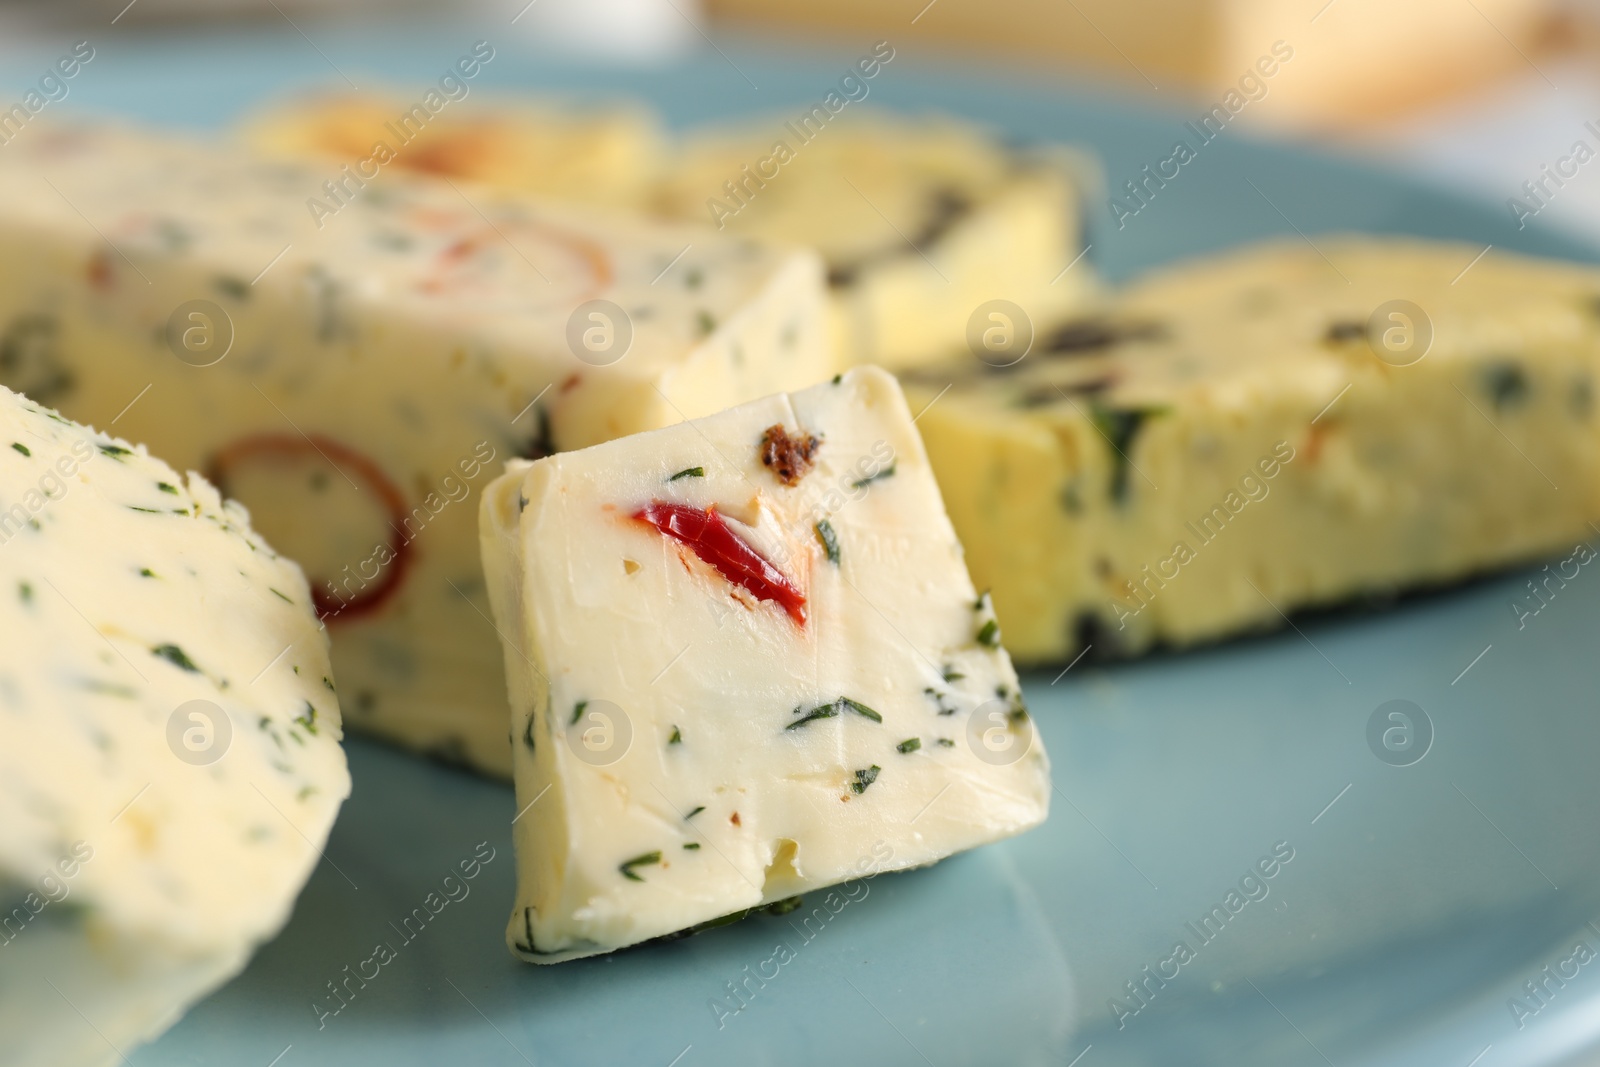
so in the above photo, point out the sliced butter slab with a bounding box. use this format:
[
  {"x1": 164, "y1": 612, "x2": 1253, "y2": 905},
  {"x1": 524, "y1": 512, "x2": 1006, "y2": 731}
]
[
  {"x1": 0, "y1": 122, "x2": 828, "y2": 777},
  {"x1": 656, "y1": 108, "x2": 1096, "y2": 369},
  {"x1": 480, "y1": 366, "x2": 1050, "y2": 961},
  {"x1": 903, "y1": 238, "x2": 1600, "y2": 662},
  {"x1": 0, "y1": 384, "x2": 348, "y2": 1067}
]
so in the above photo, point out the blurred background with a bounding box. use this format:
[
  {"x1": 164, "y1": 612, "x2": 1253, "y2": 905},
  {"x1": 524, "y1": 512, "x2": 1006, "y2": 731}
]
[{"x1": 5, "y1": 0, "x2": 1600, "y2": 236}]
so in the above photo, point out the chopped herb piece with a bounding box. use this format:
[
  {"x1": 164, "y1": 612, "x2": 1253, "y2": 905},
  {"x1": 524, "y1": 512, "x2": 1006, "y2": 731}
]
[
  {"x1": 850, "y1": 462, "x2": 896, "y2": 490},
  {"x1": 1, "y1": 314, "x2": 72, "y2": 406},
  {"x1": 838, "y1": 697, "x2": 882, "y2": 723},
  {"x1": 157, "y1": 481, "x2": 179, "y2": 494},
  {"x1": 977, "y1": 619, "x2": 1001, "y2": 648},
  {"x1": 139, "y1": 567, "x2": 156, "y2": 578},
  {"x1": 696, "y1": 310, "x2": 716, "y2": 335},
  {"x1": 322, "y1": 676, "x2": 335, "y2": 692},
  {"x1": 10, "y1": 442, "x2": 28, "y2": 457},
  {"x1": 1087, "y1": 401, "x2": 1166, "y2": 504},
  {"x1": 669, "y1": 466, "x2": 704, "y2": 481},
  {"x1": 765, "y1": 896, "x2": 804, "y2": 915},
  {"x1": 294, "y1": 702, "x2": 319, "y2": 735},
  {"x1": 850, "y1": 765, "x2": 881, "y2": 794},
  {"x1": 915, "y1": 186, "x2": 973, "y2": 248},
  {"x1": 941, "y1": 665, "x2": 965, "y2": 683},
  {"x1": 1484, "y1": 361, "x2": 1529, "y2": 411},
  {"x1": 571, "y1": 700, "x2": 587, "y2": 726},
  {"x1": 522, "y1": 710, "x2": 537, "y2": 753},
  {"x1": 1571, "y1": 377, "x2": 1594, "y2": 420},
  {"x1": 1044, "y1": 317, "x2": 1164, "y2": 354},
  {"x1": 1033, "y1": 381, "x2": 1120, "y2": 415},
  {"x1": 831, "y1": 373, "x2": 843, "y2": 384},
  {"x1": 814, "y1": 518, "x2": 841, "y2": 564},
  {"x1": 128, "y1": 506, "x2": 161, "y2": 514},
  {"x1": 788, "y1": 696, "x2": 881, "y2": 731},
  {"x1": 214, "y1": 275, "x2": 251, "y2": 300},
  {"x1": 786, "y1": 702, "x2": 840, "y2": 730},
  {"x1": 668, "y1": 725, "x2": 683, "y2": 744},
  {"x1": 511, "y1": 907, "x2": 542, "y2": 956},
  {"x1": 936, "y1": 738, "x2": 955, "y2": 747},
  {"x1": 518, "y1": 403, "x2": 555, "y2": 461},
  {"x1": 151, "y1": 643, "x2": 198, "y2": 672},
  {"x1": 683, "y1": 842, "x2": 701, "y2": 850},
  {"x1": 18, "y1": 581, "x2": 32, "y2": 604},
  {"x1": 897, "y1": 737, "x2": 921, "y2": 754},
  {"x1": 619, "y1": 851, "x2": 662, "y2": 881},
  {"x1": 647, "y1": 907, "x2": 753, "y2": 944},
  {"x1": 1323, "y1": 320, "x2": 1366, "y2": 344},
  {"x1": 99, "y1": 444, "x2": 131, "y2": 457},
  {"x1": 685, "y1": 805, "x2": 706, "y2": 819},
  {"x1": 760, "y1": 424, "x2": 821, "y2": 486},
  {"x1": 269, "y1": 588, "x2": 292, "y2": 603}
]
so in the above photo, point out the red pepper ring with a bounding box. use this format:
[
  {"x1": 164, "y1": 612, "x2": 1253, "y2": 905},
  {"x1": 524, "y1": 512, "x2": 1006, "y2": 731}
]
[
  {"x1": 422, "y1": 218, "x2": 615, "y2": 304},
  {"x1": 633, "y1": 501, "x2": 807, "y2": 626},
  {"x1": 206, "y1": 433, "x2": 414, "y2": 624}
]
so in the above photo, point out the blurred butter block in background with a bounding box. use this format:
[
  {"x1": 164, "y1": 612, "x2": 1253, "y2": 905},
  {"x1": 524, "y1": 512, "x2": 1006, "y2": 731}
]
[
  {"x1": 706, "y1": 0, "x2": 1556, "y2": 128},
  {"x1": 654, "y1": 109, "x2": 1096, "y2": 369},
  {"x1": 0, "y1": 123, "x2": 828, "y2": 779},
  {"x1": 902, "y1": 238, "x2": 1600, "y2": 663},
  {"x1": 242, "y1": 89, "x2": 666, "y2": 214},
  {"x1": 245, "y1": 94, "x2": 1095, "y2": 371}
]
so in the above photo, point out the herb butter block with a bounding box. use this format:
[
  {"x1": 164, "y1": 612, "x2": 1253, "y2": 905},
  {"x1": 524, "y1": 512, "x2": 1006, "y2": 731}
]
[
  {"x1": 903, "y1": 238, "x2": 1600, "y2": 662},
  {"x1": 242, "y1": 89, "x2": 665, "y2": 213},
  {"x1": 654, "y1": 109, "x2": 1095, "y2": 369},
  {"x1": 480, "y1": 366, "x2": 1050, "y2": 962},
  {"x1": 0, "y1": 123, "x2": 828, "y2": 778},
  {"x1": 0, "y1": 385, "x2": 348, "y2": 1066}
]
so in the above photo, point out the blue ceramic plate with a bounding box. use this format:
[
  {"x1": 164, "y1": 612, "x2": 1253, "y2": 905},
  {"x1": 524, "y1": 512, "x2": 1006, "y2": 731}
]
[{"x1": 19, "y1": 18, "x2": 1600, "y2": 1066}]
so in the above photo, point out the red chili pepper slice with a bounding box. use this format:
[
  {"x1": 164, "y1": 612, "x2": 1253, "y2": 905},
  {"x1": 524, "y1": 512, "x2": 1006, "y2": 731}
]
[
  {"x1": 207, "y1": 433, "x2": 414, "y2": 624},
  {"x1": 633, "y1": 502, "x2": 806, "y2": 626}
]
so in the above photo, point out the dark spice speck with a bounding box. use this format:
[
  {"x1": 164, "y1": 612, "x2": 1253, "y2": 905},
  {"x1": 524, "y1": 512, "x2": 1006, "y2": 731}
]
[{"x1": 760, "y1": 424, "x2": 820, "y2": 486}]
